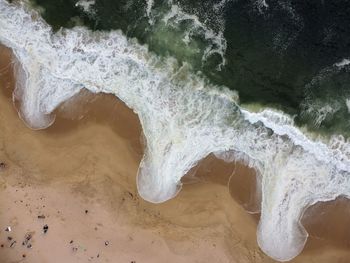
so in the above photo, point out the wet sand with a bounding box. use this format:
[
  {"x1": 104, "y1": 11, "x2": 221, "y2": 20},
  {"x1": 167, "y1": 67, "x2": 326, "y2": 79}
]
[{"x1": 1, "y1": 44, "x2": 350, "y2": 262}]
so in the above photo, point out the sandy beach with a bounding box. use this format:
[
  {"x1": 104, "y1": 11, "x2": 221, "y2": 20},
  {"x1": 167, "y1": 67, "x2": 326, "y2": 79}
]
[{"x1": 1, "y1": 44, "x2": 350, "y2": 263}]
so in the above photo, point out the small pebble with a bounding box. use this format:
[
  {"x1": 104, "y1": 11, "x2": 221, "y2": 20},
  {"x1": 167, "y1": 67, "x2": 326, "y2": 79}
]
[{"x1": 104, "y1": 241, "x2": 109, "y2": 246}]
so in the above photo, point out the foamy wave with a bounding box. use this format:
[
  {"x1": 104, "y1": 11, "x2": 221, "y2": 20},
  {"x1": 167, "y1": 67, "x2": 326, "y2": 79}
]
[
  {"x1": 146, "y1": 0, "x2": 154, "y2": 22},
  {"x1": 254, "y1": 0, "x2": 269, "y2": 12},
  {"x1": 346, "y1": 98, "x2": 350, "y2": 113},
  {"x1": 1, "y1": 1, "x2": 350, "y2": 261},
  {"x1": 335, "y1": 58, "x2": 350, "y2": 68},
  {"x1": 301, "y1": 60, "x2": 350, "y2": 130},
  {"x1": 146, "y1": 0, "x2": 228, "y2": 70},
  {"x1": 75, "y1": 0, "x2": 96, "y2": 16},
  {"x1": 302, "y1": 101, "x2": 341, "y2": 128}
]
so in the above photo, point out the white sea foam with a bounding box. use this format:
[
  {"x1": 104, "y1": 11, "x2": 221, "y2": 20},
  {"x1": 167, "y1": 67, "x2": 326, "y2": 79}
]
[
  {"x1": 335, "y1": 58, "x2": 350, "y2": 68},
  {"x1": 1, "y1": 1, "x2": 350, "y2": 261},
  {"x1": 301, "y1": 60, "x2": 350, "y2": 128},
  {"x1": 147, "y1": 0, "x2": 228, "y2": 70},
  {"x1": 346, "y1": 99, "x2": 350, "y2": 113},
  {"x1": 162, "y1": 4, "x2": 228, "y2": 69},
  {"x1": 302, "y1": 101, "x2": 340, "y2": 127},
  {"x1": 255, "y1": 0, "x2": 269, "y2": 12},
  {"x1": 75, "y1": 0, "x2": 95, "y2": 16},
  {"x1": 146, "y1": 0, "x2": 154, "y2": 20}
]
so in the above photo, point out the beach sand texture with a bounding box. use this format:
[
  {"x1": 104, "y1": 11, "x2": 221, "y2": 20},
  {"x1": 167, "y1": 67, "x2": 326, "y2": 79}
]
[{"x1": 1, "y1": 45, "x2": 350, "y2": 263}]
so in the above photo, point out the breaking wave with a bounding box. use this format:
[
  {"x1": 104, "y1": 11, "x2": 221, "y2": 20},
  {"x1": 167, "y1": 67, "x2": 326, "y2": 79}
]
[{"x1": 1, "y1": 0, "x2": 350, "y2": 261}]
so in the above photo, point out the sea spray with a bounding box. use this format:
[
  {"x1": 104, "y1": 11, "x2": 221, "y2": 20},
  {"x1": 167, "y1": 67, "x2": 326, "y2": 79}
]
[{"x1": 1, "y1": 0, "x2": 350, "y2": 261}]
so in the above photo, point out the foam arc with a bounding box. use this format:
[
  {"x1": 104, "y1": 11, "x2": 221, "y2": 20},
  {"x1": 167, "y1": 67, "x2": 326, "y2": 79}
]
[{"x1": 1, "y1": 1, "x2": 350, "y2": 261}]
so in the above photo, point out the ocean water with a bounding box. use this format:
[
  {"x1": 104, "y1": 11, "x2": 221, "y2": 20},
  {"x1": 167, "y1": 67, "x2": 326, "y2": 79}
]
[{"x1": 1, "y1": 0, "x2": 350, "y2": 261}]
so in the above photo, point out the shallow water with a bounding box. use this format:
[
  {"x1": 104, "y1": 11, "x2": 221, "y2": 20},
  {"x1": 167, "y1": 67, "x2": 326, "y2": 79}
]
[{"x1": 302, "y1": 197, "x2": 350, "y2": 250}]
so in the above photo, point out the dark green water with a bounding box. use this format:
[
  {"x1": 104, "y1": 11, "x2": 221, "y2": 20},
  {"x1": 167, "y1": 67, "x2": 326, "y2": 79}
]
[{"x1": 30, "y1": 0, "x2": 350, "y2": 136}]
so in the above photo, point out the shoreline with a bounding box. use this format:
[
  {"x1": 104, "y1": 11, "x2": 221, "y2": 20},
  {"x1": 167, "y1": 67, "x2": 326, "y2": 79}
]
[
  {"x1": 1, "y1": 44, "x2": 350, "y2": 262},
  {"x1": 0, "y1": 44, "x2": 261, "y2": 263}
]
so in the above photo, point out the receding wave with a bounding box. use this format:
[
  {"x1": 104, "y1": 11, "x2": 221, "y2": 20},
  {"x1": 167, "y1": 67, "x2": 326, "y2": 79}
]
[{"x1": 1, "y1": 0, "x2": 350, "y2": 261}]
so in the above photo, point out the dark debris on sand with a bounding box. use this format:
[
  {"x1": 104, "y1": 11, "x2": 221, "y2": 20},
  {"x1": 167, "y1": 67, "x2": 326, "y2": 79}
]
[
  {"x1": 43, "y1": 224, "x2": 49, "y2": 234},
  {"x1": 0, "y1": 162, "x2": 6, "y2": 170},
  {"x1": 22, "y1": 232, "x2": 33, "y2": 248},
  {"x1": 0, "y1": 190, "x2": 120, "y2": 262}
]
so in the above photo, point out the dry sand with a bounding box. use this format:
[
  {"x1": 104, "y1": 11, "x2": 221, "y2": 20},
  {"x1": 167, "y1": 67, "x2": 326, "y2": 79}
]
[{"x1": 1, "y1": 44, "x2": 350, "y2": 263}]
